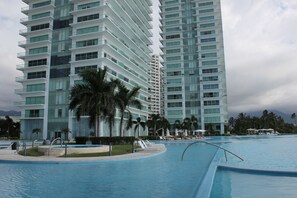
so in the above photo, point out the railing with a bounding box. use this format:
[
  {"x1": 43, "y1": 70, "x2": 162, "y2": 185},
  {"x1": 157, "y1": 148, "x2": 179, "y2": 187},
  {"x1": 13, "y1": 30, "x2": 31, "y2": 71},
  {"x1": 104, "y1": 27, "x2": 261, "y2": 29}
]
[{"x1": 181, "y1": 140, "x2": 244, "y2": 162}]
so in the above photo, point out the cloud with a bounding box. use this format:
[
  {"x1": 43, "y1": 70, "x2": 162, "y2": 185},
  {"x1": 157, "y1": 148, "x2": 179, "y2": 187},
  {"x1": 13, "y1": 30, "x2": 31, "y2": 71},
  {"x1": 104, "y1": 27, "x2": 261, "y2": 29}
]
[
  {"x1": 0, "y1": 0, "x2": 25, "y2": 111},
  {"x1": 221, "y1": 0, "x2": 297, "y2": 113}
]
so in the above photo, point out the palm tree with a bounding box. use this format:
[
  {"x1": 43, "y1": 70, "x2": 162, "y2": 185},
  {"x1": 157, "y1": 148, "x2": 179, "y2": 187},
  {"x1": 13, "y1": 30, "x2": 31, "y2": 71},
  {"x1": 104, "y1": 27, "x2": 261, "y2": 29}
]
[
  {"x1": 190, "y1": 115, "x2": 199, "y2": 133},
  {"x1": 32, "y1": 128, "x2": 41, "y2": 140},
  {"x1": 182, "y1": 117, "x2": 191, "y2": 136},
  {"x1": 134, "y1": 117, "x2": 146, "y2": 137},
  {"x1": 104, "y1": 79, "x2": 120, "y2": 156},
  {"x1": 115, "y1": 82, "x2": 142, "y2": 137},
  {"x1": 174, "y1": 120, "x2": 182, "y2": 136},
  {"x1": 158, "y1": 117, "x2": 171, "y2": 136},
  {"x1": 61, "y1": 128, "x2": 71, "y2": 142},
  {"x1": 69, "y1": 68, "x2": 112, "y2": 137},
  {"x1": 291, "y1": 113, "x2": 296, "y2": 126}
]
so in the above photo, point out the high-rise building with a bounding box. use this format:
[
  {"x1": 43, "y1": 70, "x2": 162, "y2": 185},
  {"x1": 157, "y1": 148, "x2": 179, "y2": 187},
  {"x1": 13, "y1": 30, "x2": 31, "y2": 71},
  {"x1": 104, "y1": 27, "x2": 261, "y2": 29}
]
[
  {"x1": 148, "y1": 54, "x2": 161, "y2": 115},
  {"x1": 17, "y1": 0, "x2": 153, "y2": 139},
  {"x1": 160, "y1": 0, "x2": 228, "y2": 133}
]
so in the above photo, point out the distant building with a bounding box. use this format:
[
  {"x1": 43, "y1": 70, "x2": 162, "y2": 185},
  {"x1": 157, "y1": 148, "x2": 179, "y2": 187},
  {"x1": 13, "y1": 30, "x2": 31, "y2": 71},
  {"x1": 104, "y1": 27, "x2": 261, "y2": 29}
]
[
  {"x1": 160, "y1": 66, "x2": 165, "y2": 117},
  {"x1": 16, "y1": 0, "x2": 153, "y2": 139},
  {"x1": 160, "y1": 0, "x2": 228, "y2": 133},
  {"x1": 149, "y1": 55, "x2": 161, "y2": 115}
]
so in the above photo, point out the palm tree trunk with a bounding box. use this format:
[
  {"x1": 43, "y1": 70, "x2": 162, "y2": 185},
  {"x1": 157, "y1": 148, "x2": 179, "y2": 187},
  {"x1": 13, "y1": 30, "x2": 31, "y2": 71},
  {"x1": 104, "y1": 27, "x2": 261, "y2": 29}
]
[{"x1": 120, "y1": 114, "x2": 124, "y2": 137}]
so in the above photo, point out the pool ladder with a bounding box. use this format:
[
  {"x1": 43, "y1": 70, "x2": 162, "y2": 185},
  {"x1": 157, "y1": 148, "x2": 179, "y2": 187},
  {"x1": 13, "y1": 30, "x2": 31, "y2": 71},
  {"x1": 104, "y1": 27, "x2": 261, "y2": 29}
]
[{"x1": 181, "y1": 140, "x2": 244, "y2": 162}]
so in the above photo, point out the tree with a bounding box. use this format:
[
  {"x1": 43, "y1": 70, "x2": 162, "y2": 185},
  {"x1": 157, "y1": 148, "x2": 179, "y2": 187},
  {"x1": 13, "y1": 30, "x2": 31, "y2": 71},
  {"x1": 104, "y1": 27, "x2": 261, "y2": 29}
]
[
  {"x1": 32, "y1": 128, "x2": 41, "y2": 140},
  {"x1": 69, "y1": 68, "x2": 112, "y2": 137},
  {"x1": 190, "y1": 115, "x2": 199, "y2": 132},
  {"x1": 115, "y1": 82, "x2": 142, "y2": 137},
  {"x1": 158, "y1": 117, "x2": 171, "y2": 136},
  {"x1": 61, "y1": 128, "x2": 71, "y2": 142},
  {"x1": 103, "y1": 78, "x2": 120, "y2": 155},
  {"x1": 146, "y1": 114, "x2": 161, "y2": 136},
  {"x1": 291, "y1": 113, "x2": 296, "y2": 125},
  {"x1": 134, "y1": 117, "x2": 146, "y2": 137}
]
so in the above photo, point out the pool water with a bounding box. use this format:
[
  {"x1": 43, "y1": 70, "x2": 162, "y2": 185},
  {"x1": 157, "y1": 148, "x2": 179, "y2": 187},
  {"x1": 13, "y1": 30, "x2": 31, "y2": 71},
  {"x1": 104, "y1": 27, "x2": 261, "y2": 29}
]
[
  {"x1": 0, "y1": 141, "x2": 217, "y2": 198},
  {"x1": 210, "y1": 135, "x2": 297, "y2": 198}
]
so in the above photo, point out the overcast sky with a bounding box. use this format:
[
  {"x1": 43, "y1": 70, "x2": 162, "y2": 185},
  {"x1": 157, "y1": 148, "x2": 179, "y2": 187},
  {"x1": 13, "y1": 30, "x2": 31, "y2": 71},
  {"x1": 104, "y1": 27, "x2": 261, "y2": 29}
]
[{"x1": 0, "y1": 0, "x2": 297, "y2": 115}]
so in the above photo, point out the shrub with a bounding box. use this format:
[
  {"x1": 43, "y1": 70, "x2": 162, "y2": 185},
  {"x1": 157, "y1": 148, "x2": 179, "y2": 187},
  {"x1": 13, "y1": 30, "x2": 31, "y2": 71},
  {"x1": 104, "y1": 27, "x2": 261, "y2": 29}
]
[{"x1": 75, "y1": 136, "x2": 136, "y2": 145}]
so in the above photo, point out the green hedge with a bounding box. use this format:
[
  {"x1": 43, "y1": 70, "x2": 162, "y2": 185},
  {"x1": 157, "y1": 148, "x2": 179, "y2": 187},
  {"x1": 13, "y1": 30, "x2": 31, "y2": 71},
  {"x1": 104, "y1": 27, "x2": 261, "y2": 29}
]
[{"x1": 75, "y1": 136, "x2": 136, "y2": 145}]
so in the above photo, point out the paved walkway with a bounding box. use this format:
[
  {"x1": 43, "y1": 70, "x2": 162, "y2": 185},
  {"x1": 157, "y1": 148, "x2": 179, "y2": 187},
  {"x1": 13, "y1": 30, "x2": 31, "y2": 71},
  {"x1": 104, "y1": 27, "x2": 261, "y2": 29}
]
[{"x1": 0, "y1": 144, "x2": 166, "y2": 163}]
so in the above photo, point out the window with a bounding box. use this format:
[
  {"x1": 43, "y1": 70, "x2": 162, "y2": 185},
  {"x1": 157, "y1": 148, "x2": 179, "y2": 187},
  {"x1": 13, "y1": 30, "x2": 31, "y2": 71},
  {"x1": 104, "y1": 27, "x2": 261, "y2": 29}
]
[
  {"x1": 168, "y1": 102, "x2": 182, "y2": 108},
  {"x1": 199, "y1": 9, "x2": 214, "y2": 14},
  {"x1": 28, "y1": 59, "x2": 47, "y2": 67},
  {"x1": 201, "y1": 52, "x2": 217, "y2": 58},
  {"x1": 167, "y1": 87, "x2": 182, "y2": 92},
  {"x1": 167, "y1": 78, "x2": 181, "y2": 84},
  {"x1": 202, "y1": 60, "x2": 218, "y2": 66},
  {"x1": 29, "y1": 46, "x2": 48, "y2": 55},
  {"x1": 31, "y1": 23, "x2": 49, "y2": 31},
  {"x1": 167, "y1": 63, "x2": 181, "y2": 69},
  {"x1": 202, "y1": 76, "x2": 218, "y2": 81},
  {"x1": 204, "y1": 92, "x2": 219, "y2": 98},
  {"x1": 204, "y1": 100, "x2": 220, "y2": 106},
  {"x1": 78, "y1": 1, "x2": 100, "y2": 10},
  {"x1": 166, "y1": 49, "x2": 181, "y2": 54},
  {"x1": 27, "y1": 84, "x2": 45, "y2": 92},
  {"x1": 166, "y1": 34, "x2": 180, "y2": 39},
  {"x1": 201, "y1": 38, "x2": 216, "y2": 43},
  {"x1": 167, "y1": 71, "x2": 182, "y2": 76},
  {"x1": 75, "y1": 52, "x2": 98, "y2": 61},
  {"x1": 201, "y1": 45, "x2": 216, "y2": 51},
  {"x1": 203, "y1": 84, "x2": 219, "y2": 89},
  {"x1": 199, "y1": 2, "x2": 214, "y2": 7},
  {"x1": 77, "y1": 26, "x2": 99, "y2": 35},
  {"x1": 25, "y1": 109, "x2": 44, "y2": 117},
  {"x1": 202, "y1": 68, "x2": 218, "y2": 74},
  {"x1": 32, "y1": 12, "x2": 50, "y2": 20},
  {"x1": 165, "y1": 20, "x2": 179, "y2": 25},
  {"x1": 200, "y1": 16, "x2": 215, "y2": 21},
  {"x1": 75, "y1": 65, "x2": 97, "y2": 74},
  {"x1": 165, "y1": 7, "x2": 179, "y2": 12},
  {"x1": 26, "y1": 96, "x2": 45, "y2": 105},
  {"x1": 201, "y1": 30, "x2": 215, "y2": 36},
  {"x1": 167, "y1": 56, "x2": 181, "y2": 61},
  {"x1": 167, "y1": 110, "x2": 182, "y2": 116},
  {"x1": 77, "y1": 14, "x2": 99, "y2": 22},
  {"x1": 32, "y1": 1, "x2": 51, "y2": 8},
  {"x1": 200, "y1": 23, "x2": 215, "y2": 28},
  {"x1": 168, "y1": 94, "x2": 182, "y2": 99},
  {"x1": 205, "y1": 108, "x2": 220, "y2": 114},
  {"x1": 27, "y1": 71, "x2": 46, "y2": 79},
  {"x1": 166, "y1": 41, "x2": 180, "y2": 47},
  {"x1": 76, "y1": 39, "x2": 98, "y2": 48},
  {"x1": 30, "y1": 35, "x2": 49, "y2": 43}
]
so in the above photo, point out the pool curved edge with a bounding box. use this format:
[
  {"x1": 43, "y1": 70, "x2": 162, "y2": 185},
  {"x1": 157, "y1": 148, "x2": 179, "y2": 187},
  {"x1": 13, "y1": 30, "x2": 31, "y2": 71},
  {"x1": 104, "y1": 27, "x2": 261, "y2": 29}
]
[
  {"x1": 217, "y1": 164, "x2": 297, "y2": 177},
  {"x1": 0, "y1": 144, "x2": 166, "y2": 164}
]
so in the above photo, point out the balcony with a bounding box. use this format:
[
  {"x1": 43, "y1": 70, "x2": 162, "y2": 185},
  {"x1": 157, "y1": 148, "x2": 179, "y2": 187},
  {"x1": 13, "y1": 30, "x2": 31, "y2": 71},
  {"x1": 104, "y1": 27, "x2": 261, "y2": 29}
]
[
  {"x1": 21, "y1": 2, "x2": 55, "y2": 15},
  {"x1": 20, "y1": 14, "x2": 54, "y2": 25}
]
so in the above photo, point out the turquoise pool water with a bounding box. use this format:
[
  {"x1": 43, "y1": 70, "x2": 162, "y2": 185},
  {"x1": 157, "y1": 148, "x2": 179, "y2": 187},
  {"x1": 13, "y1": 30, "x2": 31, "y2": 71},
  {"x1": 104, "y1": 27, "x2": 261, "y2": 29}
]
[
  {"x1": 2, "y1": 136, "x2": 297, "y2": 197},
  {"x1": 210, "y1": 135, "x2": 297, "y2": 198},
  {"x1": 0, "y1": 141, "x2": 217, "y2": 198}
]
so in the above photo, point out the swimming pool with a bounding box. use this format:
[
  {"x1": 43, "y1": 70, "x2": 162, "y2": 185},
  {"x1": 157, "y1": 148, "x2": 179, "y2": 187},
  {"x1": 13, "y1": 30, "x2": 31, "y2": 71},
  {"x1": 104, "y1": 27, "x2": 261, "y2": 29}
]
[
  {"x1": 0, "y1": 140, "x2": 217, "y2": 198},
  {"x1": 1, "y1": 136, "x2": 297, "y2": 197},
  {"x1": 210, "y1": 135, "x2": 297, "y2": 198}
]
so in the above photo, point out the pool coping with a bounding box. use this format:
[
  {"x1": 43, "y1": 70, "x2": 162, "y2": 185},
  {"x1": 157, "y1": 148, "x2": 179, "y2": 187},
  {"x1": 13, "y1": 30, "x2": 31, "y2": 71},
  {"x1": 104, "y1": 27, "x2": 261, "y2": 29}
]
[{"x1": 0, "y1": 143, "x2": 166, "y2": 164}]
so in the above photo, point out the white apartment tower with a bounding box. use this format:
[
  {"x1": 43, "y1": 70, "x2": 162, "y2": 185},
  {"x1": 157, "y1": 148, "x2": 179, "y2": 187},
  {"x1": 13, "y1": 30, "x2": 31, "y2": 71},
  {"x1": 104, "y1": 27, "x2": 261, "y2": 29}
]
[
  {"x1": 148, "y1": 55, "x2": 161, "y2": 115},
  {"x1": 160, "y1": 0, "x2": 228, "y2": 133},
  {"x1": 17, "y1": 0, "x2": 153, "y2": 139}
]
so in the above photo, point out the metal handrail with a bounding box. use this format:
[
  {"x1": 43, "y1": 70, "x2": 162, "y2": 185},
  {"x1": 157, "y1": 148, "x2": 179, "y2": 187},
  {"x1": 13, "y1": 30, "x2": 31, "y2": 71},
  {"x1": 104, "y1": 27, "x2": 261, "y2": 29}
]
[{"x1": 181, "y1": 140, "x2": 244, "y2": 162}]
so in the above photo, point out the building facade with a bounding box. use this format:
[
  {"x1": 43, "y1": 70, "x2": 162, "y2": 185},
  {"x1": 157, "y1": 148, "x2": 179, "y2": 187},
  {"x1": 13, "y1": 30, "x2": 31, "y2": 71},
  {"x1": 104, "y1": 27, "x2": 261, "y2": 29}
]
[
  {"x1": 160, "y1": 0, "x2": 228, "y2": 133},
  {"x1": 17, "y1": 0, "x2": 153, "y2": 139},
  {"x1": 148, "y1": 55, "x2": 161, "y2": 115}
]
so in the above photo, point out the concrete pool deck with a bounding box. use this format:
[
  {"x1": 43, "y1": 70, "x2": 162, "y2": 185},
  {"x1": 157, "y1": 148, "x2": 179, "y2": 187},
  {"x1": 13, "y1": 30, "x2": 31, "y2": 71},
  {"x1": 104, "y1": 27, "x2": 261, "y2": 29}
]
[{"x1": 0, "y1": 144, "x2": 166, "y2": 163}]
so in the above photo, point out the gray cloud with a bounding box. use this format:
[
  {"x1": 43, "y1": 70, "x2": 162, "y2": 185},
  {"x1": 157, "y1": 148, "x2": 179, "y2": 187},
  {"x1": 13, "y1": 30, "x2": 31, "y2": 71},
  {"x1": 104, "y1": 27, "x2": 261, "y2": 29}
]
[
  {"x1": 221, "y1": 0, "x2": 297, "y2": 113},
  {"x1": 0, "y1": 0, "x2": 296, "y2": 115}
]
